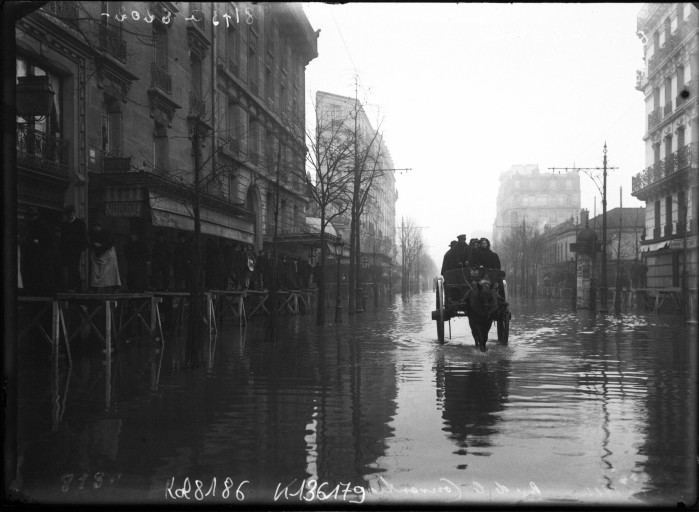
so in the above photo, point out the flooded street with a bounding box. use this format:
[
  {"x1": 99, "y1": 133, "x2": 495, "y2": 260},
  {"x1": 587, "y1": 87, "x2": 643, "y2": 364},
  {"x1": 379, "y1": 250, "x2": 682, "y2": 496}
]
[{"x1": 14, "y1": 293, "x2": 697, "y2": 506}]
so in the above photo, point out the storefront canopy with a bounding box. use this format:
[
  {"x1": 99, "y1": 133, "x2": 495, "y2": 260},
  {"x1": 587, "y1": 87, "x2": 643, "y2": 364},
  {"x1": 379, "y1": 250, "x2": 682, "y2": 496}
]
[{"x1": 149, "y1": 192, "x2": 254, "y2": 244}]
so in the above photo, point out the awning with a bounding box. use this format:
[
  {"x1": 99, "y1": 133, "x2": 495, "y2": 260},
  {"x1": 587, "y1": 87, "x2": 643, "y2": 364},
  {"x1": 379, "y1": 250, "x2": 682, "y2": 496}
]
[
  {"x1": 640, "y1": 241, "x2": 669, "y2": 253},
  {"x1": 104, "y1": 186, "x2": 147, "y2": 217},
  {"x1": 304, "y1": 217, "x2": 337, "y2": 237},
  {"x1": 149, "y1": 192, "x2": 254, "y2": 243}
]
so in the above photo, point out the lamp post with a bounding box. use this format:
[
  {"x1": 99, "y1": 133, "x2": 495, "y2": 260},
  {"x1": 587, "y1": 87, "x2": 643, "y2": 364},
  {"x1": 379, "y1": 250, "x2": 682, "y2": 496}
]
[{"x1": 335, "y1": 234, "x2": 343, "y2": 323}]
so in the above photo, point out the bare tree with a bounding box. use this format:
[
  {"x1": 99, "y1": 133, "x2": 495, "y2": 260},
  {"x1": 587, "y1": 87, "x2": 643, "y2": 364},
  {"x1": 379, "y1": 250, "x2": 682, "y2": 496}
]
[
  {"x1": 399, "y1": 217, "x2": 425, "y2": 295},
  {"x1": 344, "y1": 85, "x2": 386, "y2": 313},
  {"x1": 296, "y1": 99, "x2": 355, "y2": 324}
]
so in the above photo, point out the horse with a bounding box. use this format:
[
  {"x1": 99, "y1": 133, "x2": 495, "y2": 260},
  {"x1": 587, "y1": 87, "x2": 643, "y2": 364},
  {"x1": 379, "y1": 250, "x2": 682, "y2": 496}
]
[{"x1": 465, "y1": 276, "x2": 500, "y2": 352}]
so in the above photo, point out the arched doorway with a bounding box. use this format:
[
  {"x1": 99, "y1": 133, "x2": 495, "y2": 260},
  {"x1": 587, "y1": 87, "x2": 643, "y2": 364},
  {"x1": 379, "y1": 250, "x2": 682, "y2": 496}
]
[{"x1": 246, "y1": 185, "x2": 262, "y2": 251}]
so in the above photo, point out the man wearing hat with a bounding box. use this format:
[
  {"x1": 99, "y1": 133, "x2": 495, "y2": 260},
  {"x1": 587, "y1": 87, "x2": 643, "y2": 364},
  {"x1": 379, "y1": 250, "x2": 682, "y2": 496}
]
[
  {"x1": 441, "y1": 240, "x2": 459, "y2": 277},
  {"x1": 59, "y1": 204, "x2": 88, "y2": 291},
  {"x1": 454, "y1": 234, "x2": 471, "y2": 268}
]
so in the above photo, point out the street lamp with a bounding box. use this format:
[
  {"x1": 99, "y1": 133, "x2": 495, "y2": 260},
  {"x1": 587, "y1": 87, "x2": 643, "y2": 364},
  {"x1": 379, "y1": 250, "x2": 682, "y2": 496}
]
[{"x1": 335, "y1": 234, "x2": 343, "y2": 323}]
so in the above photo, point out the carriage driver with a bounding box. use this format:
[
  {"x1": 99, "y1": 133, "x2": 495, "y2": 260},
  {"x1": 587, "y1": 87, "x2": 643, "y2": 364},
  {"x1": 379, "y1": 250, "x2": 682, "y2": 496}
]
[{"x1": 454, "y1": 234, "x2": 471, "y2": 267}]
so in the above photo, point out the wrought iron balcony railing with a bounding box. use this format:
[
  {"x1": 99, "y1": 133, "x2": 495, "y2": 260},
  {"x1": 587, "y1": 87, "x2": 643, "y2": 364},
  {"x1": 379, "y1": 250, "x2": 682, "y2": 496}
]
[
  {"x1": 647, "y1": 108, "x2": 662, "y2": 130},
  {"x1": 151, "y1": 63, "x2": 172, "y2": 94},
  {"x1": 677, "y1": 143, "x2": 697, "y2": 171},
  {"x1": 99, "y1": 24, "x2": 127, "y2": 63},
  {"x1": 17, "y1": 124, "x2": 69, "y2": 175},
  {"x1": 103, "y1": 155, "x2": 132, "y2": 172},
  {"x1": 664, "y1": 152, "x2": 675, "y2": 176},
  {"x1": 43, "y1": 1, "x2": 79, "y2": 26},
  {"x1": 632, "y1": 143, "x2": 698, "y2": 195}
]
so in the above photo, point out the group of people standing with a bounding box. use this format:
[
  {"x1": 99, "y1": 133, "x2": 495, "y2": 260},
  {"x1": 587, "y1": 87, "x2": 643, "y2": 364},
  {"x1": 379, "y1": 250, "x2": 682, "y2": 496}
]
[
  {"x1": 19, "y1": 206, "x2": 316, "y2": 296},
  {"x1": 440, "y1": 234, "x2": 501, "y2": 276}
]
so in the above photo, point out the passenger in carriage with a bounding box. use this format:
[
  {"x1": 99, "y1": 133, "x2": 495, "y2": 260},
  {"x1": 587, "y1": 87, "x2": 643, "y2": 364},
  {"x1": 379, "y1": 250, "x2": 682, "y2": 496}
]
[
  {"x1": 479, "y1": 238, "x2": 505, "y2": 301},
  {"x1": 440, "y1": 240, "x2": 458, "y2": 276},
  {"x1": 479, "y1": 238, "x2": 500, "y2": 270}
]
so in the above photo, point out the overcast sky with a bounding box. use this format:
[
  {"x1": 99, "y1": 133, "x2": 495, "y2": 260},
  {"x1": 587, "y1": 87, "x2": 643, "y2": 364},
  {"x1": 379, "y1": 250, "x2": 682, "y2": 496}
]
[{"x1": 302, "y1": 3, "x2": 647, "y2": 265}]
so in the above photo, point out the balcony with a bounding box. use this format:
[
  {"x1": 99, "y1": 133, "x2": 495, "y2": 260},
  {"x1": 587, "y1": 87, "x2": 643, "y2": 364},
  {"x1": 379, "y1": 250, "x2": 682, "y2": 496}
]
[
  {"x1": 248, "y1": 150, "x2": 260, "y2": 166},
  {"x1": 677, "y1": 143, "x2": 698, "y2": 171},
  {"x1": 151, "y1": 63, "x2": 172, "y2": 94},
  {"x1": 647, "y1": 108, "x2": 662, "y2": 130},
  {"x1": 103, "y1": 155, "x2": 132, "y2": 172},
  {"x1": 99, "y1": 24, "x2": 127, "y2": 63},
  {"x1": 42, "y1": 1, "x2": 79, "y2": 27},
  {"x1": 17, "y1": 124, "x2": 69, "y2": 175},
  {"x1": 663, "y1": 102, "x2": 672, "y2": 116},
  {"x1": 632, "y1": 144, "x2": 698, "y2": 197}
]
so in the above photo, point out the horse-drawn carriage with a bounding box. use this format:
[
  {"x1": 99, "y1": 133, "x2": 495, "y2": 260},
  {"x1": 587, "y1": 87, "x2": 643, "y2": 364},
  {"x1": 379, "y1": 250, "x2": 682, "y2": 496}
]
[{"x1": 431, "y1": 266, "x2": 511, "y2": 351}]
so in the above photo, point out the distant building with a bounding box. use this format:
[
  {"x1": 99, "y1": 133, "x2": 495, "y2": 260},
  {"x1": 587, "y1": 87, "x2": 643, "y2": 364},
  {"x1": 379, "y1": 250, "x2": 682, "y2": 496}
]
[
  {"x1": 315, "y1": 91, "x2": 398, "y2": 289},
  {"x1": 492, "y1": 164, "x2": 581, "y2": 249},
  {"x1": 539, "y1": 208, "x2": 646, "y2": 298},
  {"x1": 632, "y1": 3, "x2": 698, "y2": 311}
]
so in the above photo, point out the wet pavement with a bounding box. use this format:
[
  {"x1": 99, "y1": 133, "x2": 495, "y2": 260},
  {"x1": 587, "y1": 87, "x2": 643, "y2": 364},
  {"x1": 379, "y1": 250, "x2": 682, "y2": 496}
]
[{"x1": 12, "y1": 293, "x2": 698, "y2": 506}]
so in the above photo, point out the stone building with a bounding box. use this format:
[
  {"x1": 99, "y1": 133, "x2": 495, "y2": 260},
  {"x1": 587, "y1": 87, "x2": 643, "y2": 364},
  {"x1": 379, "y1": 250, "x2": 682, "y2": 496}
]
[
  {"x1": 16, "y1": 1, "x2": 318, "y2": 288},
  {"x1": 632, "y1": 3, "x2": 698, "y2": 314},
  {"x1": 314, "y1": 91, "x2": 398, "y2": 288},
  {"x1": 538, "y1": 208, "x2": 646, "y2": 299},
  {"x1": 492, "y1": 164, "x2": 581, "y2": 249}
]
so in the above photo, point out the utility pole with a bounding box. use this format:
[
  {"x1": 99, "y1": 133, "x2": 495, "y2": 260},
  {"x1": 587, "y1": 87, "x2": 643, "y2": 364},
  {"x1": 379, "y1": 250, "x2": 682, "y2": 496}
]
[
  {"x1": 549, "y1": 143, "x2": 618, "y2": 312},
  {"x1": 614, "y1": 187, "x2": 623, "y2": 315}
]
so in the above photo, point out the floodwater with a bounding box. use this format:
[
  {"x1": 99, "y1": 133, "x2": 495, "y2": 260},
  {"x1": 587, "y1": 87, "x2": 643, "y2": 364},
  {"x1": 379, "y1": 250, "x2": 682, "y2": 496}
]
[{"x1": 11, "y1": 293, "x2": 698, "y2": 506}]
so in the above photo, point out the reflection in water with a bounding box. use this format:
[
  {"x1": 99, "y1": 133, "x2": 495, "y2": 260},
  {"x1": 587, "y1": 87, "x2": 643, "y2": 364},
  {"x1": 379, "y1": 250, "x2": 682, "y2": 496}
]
[
  {"x1": 12, "y1": 293, "x2": 697, "y2": 506},
  {"x1": 436, "y1": 355, "x2": 509, "y2": 459}
]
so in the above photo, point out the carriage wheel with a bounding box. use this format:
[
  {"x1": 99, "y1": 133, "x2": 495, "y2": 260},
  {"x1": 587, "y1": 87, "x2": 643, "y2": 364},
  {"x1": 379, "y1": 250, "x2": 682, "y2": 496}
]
[
  {"x1": 497, "y1": 310, "x2": 511, "y2": 344},
  {"x1": 435, "y1": 279, "x2": 445, "y2": 343}
]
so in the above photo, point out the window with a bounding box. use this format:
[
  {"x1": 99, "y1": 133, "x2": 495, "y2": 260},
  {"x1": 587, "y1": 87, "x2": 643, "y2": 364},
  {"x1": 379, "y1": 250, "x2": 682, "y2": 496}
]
[
  {"x1": 226, "y1": 101, "x2": 238, "y2": 151},
  {"x1": 153, "y1": 122, "x2": 168, "y2": 173},
  {"x1": 154, "y1": 25, "x2": 168, "y2": 71},
  {"x1": 102, "y1": 96, "x2": 122, "y2": 156},
  {"x1": 228, "y1": 171, "x2": 237, "y2": 202},
  {"x1": 226, "y1": 25, "x2": 238, "y2": 70},
  {"x1": 16, "y1": 57, "x2": 63, "y2": 137},
  {"x1": 654, "y1": 200, "x2": 661, "y2": 233},
  {"x1": 665, "y1": 195, "x2": 673, "y2": 235},
  {"x1": 248, "y1": 33, "x2": 258, "y2": 89},
  {"x1": 191, "y1": 56, "x2": 202, "y2": 99}
]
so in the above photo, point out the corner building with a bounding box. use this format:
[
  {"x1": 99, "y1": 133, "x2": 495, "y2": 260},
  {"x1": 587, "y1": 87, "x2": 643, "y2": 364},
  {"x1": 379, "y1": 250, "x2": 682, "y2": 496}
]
[
  {"x1": 632, "y1": 3, "x2": 698, "y2": 303},
  {"x1": 16, "y1": 2, "x2": 317, "y2": 258}
]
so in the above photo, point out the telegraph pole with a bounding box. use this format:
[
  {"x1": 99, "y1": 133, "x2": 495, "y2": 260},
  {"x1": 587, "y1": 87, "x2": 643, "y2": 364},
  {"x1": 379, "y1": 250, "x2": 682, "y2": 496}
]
[{"x1": 550, "y1": 143, "x2": 618, "y2": 312}]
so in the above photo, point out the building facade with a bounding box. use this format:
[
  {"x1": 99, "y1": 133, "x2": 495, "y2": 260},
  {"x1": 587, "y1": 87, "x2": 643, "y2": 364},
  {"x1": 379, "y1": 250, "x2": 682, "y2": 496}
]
[
  {"x1": 314, "y1": 91, "x2": 398, "y2": 287},
  {"x1": 538, "y1": 208, "x2": 646, "y2": 299},
  {"x1": 16, "y1": 1, "x2": 318, "y2": 289},
  {"x1": 632, "y1": 3, "x2": 698, "y2": 312},
  {"x1": 492, "y1": 164, "x2": 581, "y2": 249}
]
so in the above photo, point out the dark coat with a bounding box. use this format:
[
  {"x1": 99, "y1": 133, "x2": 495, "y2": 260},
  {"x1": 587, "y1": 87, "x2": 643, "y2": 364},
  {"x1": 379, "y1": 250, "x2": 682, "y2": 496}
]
[
  {"x1": 59, "y1": 217, "x2": 88, "y2": 262},
  {"x1": 441, "y1": 247, "x2": 460, "y2": 275},
  {"x1": 453, "y1": 241, "x2": 471, "y2": 267},
  {"x1": 480, "y1": 249, "x2": 501, "y2": 270}
]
